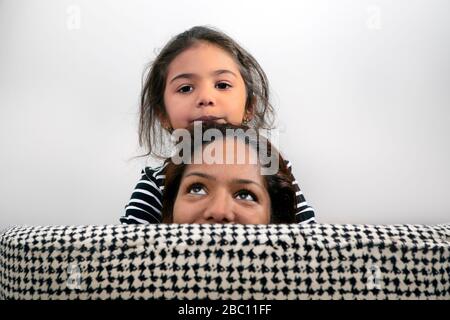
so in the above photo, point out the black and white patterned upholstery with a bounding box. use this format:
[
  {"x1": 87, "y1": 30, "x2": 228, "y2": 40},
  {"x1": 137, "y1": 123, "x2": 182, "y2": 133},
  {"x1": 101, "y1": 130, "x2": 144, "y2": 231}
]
[{"x1": 0, "y1": 224, "x2": 449, "y2": 300}]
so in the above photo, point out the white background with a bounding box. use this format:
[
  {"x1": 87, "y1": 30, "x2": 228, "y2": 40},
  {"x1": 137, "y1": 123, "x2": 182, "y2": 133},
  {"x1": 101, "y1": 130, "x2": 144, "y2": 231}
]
[{"x1": 1, "y1": 0, "x2": 449, "y2": 226}]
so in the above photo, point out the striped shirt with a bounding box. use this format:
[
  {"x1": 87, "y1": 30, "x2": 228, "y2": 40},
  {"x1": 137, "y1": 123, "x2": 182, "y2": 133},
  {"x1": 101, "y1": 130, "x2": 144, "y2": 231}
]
[{"x1": 120, "y1": 159, "x2": 316, "y2": 225}]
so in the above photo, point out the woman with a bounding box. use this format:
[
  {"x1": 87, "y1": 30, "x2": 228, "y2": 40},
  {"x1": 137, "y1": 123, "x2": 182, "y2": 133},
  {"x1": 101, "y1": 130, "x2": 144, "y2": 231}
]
[{"x1": 162, "y1": 122, "x2": 297, "y2": 224}]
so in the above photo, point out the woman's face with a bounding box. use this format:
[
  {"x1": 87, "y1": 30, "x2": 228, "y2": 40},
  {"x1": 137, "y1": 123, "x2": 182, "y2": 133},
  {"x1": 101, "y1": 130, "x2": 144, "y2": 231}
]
[
  {"x1": 163, "y1": 41, "x2": 248, "y2": 129},
  {"x1": 172, "y1": 139, "x2": 271, "y2": 224}
]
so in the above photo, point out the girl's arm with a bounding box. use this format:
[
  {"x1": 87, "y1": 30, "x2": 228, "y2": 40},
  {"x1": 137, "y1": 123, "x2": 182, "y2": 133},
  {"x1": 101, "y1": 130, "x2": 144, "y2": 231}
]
[
  {"x1": 120, "y1": 162, "x2": 168, "y2": 224},
  {"x1": 284, "y1": 160, "x2": 316, "y2": 224}
]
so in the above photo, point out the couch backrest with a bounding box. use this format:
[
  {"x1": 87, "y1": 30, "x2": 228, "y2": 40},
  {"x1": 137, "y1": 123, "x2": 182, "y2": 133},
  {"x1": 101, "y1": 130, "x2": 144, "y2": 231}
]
[{"x1": 1, "y1": 224, "x2": 449, "y2": 299}]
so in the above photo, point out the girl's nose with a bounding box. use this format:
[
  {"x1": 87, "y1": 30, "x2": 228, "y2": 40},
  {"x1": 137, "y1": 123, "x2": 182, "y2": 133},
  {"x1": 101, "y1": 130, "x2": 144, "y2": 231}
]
[
  {"x1": 196, "y1": 86, "x2": 216, "y2": 107},
  {"x1": 203, "y1": 191, "x2": 235, "y2": 223}
]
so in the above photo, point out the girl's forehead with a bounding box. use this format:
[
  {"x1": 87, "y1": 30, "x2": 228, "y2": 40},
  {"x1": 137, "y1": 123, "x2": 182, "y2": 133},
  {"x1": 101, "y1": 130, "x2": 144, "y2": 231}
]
[{"x1": 167, "y1": 42, "x2": 241, "y2": 75}]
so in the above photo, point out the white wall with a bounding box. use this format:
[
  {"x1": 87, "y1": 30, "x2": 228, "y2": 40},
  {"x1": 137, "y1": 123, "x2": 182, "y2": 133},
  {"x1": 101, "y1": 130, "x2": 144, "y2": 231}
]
[{"x1": 1, "y1": 0, "x2": 449, "y2": 227}]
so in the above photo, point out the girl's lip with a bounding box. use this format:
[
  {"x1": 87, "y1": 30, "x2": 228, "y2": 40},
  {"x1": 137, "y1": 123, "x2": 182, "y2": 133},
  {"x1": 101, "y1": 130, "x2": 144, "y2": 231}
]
[{"x1": 191, "y1": 116, "x2": 223, "y2": 122}]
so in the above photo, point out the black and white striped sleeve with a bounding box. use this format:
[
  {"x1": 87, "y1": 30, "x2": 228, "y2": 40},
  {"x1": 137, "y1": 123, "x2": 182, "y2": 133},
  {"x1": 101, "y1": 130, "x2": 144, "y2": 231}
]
[
  {"x1": 120, "y1": 162, "x2": 168, "y2": 224},
  {"x1": 284, "y1": 160, "x2": 316, "y2": 224}
]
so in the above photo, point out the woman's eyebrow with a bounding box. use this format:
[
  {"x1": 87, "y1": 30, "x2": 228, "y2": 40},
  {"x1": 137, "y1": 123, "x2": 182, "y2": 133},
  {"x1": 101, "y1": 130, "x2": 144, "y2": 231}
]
[
  {"x1": 232, "y1": 179, "x2": 263, "y2": 189},
  {"x1": 169, "y1": 69, "x2": 237, "y2": 84},
  {"x1": 184, "y1": 172, "x2": 263, "y2": 188},
  {"x1": 184, "y1": 172, "x2": 216, "y2": 180}
]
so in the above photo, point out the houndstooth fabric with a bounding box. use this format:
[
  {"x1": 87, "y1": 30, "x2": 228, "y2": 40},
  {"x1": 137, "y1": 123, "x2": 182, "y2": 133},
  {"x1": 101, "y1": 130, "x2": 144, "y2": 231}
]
[{"x1": 0, "y1": 224, "x2": 449, "y2": 300}]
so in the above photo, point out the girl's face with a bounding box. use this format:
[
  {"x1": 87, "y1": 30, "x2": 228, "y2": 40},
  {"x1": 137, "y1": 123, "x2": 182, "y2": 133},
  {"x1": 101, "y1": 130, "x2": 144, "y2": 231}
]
[
  {"x1": 163, "y1": 41, "x2": 248, "y2": 129},
  {"x1": 172, "y1": 139, "x2": 271, "y2": 224}
]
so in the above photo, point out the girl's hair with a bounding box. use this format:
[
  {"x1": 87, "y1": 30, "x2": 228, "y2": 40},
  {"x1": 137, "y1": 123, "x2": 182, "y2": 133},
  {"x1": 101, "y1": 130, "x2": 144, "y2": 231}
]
[
  {"x1": 161, "y1": 122, "x2": 296, "y2": 224},
  {"x1": 138, "y1": 25, "x2": 275, "y2": 159}
]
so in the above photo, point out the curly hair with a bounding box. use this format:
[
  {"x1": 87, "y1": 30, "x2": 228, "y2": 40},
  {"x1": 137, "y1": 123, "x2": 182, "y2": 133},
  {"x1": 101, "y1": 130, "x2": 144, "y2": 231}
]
[{"x1": 161, "y1": 122, "x2": 296, "y2": 224}]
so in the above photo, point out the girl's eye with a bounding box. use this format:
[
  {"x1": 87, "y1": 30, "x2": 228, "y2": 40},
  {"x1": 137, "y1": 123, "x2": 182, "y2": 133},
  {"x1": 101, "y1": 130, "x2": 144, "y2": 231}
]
[
  {"x1": 177, "y1": 82, "x2": 231, "y2": 94},
  {"x1": 235, "y1": 190, "x2": 257, "y2": 202},
  {"x1": 178, "y1": 85, "x2": 193, "y2": 94},
  {"x1": 216, "y1": 82, "x2": 232, "y2": 90},
  {"x1": 188, "y1": 183, "x2": 206, "y2": 195}
]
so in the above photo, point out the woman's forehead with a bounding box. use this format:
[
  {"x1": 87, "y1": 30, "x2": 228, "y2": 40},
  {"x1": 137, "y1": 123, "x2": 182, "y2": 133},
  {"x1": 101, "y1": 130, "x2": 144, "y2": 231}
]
[
  {"x1": 182, "y1": 161, "x2": 265, "y2": 188},
  {"x1": 192, "y1": 137, "x2": 259, "y2": 165}
]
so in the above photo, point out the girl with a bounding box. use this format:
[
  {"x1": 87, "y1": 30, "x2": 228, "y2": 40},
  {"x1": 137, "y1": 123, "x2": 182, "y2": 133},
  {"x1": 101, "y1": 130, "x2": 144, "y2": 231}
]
[
  {"x1": 120, "y1": 25, "x2": 315, "y2": 225},
  {"x1": 162, "y1": 122, "x2": 298, "y2": 224}
]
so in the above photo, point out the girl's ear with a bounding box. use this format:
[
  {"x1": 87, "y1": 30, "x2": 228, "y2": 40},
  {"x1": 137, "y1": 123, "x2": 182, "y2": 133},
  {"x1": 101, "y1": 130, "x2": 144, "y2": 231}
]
[
  {"x1": 160, "y1": 114, "x2": 173, "y2": 131},
  {"x1": 245, "y1": 95, "x2": 257, "y2": 120}
]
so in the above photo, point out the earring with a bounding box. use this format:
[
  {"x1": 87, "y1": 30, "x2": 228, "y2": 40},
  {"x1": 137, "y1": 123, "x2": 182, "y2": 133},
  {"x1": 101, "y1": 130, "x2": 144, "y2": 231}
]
[
  {"x1": 162, "y1": 119, "x2": 172, "y2": 131},
  {"x1": 242, "y1": 117, "x2": 249, "y2": 125}
]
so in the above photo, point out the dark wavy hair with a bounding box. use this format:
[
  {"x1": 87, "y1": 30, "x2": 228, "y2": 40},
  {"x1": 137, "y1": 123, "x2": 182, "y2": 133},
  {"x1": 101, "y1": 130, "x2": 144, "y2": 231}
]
[
  {"x1": 161, "y1": 122, "x2": 296, "y2": 224},
  {"x1": 138, "y1": 25, "x2": 275, "y2": 159}
]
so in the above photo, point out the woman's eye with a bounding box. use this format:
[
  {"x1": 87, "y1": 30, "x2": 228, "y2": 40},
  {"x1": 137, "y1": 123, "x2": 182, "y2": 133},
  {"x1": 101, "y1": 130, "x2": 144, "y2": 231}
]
[
  {"x1": 178, "y1": 85, "x2": 193, "y2": 93},
  {"x1": 216, "y1": 82, "x2": 231, "y2": 90},
  {"x1": 235, "y1": 190, "x2": 257, "y2": 202},
  {"x1": 188, "y1": 184, "x2": 206, "y2": 195}
]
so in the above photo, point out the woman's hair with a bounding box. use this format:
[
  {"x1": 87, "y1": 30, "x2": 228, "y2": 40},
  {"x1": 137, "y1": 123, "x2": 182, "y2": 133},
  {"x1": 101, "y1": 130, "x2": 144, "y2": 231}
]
[
  {"x1": 161, "y1": 122, "x2": 296, "y2": 224},
  {"x1": 138, "y1": 25, "x2": 275, "y2": 159}
]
